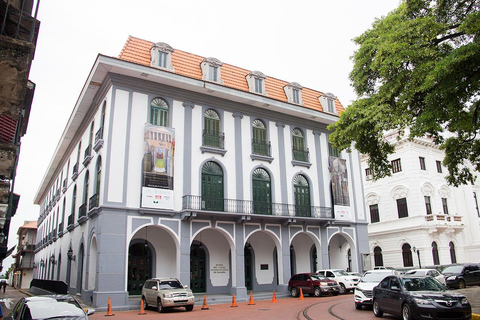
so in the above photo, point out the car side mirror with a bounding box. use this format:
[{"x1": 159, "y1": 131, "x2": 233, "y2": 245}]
[
  {"x1": 152, "y1": 286, "x2": 157, "y2": 290},
  {"x1": 391, "y1": 286, "x2": 400, "y2": 291},
  {"x1": 464, "y1": 270, "x2": 470, "y2": 274},
  {"x1": 307, "y1": 279, "x2": 312, "y2": 282},
  {"x1": 85, "y1": 308, "x2": 95, "y2": 316},
  {"x1": 184, "y1": 285, "x2": 188, "y2": 289}
]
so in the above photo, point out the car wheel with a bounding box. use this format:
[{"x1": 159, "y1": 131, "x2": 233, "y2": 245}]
[
  {"x1": 185, "y1": 305, "x2": 194, "y2": 311},
  {"x1": 355, "y1": 302, "x2": 362, "y2": 310},
  {"x1": 291, "y1": 287, "x2": 298, "y2": 297},
  {"x1": 142, "y1": 296, "x2": 148, "y2": 309},
  {"x1": 339, "y1": 283, "x2": 347, "y2": 294},
  {"x1": 459, "y1": 280, "x2": 466, "y2": 289},
  {"x1": 157, "y1": 299, "x2": 165, "y2": 313},
  {"x1": 332, "y1": 292, "x2": 339, "y2": 296},
  {"x1": 373, "y1": 300, "x2": 383, "y2": 317},
  {"x1": 314, "y1": 287, "x2": 322, "y2": 297},
  {"x1": 402, "y1": 304, "x2": 412, "y2": 320}
]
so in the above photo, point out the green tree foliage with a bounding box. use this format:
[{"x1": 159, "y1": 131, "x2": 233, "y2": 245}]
[{"x1": 328, "y1": 0, "x2": 480, "y2": 186}]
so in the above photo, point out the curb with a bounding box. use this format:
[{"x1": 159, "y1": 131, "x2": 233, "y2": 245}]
[{"x1": 473, "y1": 313, "x2": 480, "y2": 320}]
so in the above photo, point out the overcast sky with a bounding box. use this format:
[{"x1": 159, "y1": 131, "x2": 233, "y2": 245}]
[{"x1": 5, "y1": 0, "x2": 400, "y2": 270}]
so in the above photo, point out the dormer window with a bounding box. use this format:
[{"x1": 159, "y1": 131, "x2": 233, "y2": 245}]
[
  {"x1": 246, "y1": 71, "x2": 267, "y2": 95},
  {"x1": 150, "y1": 42, "x2": 175, "y2": 71},
  {"x1": 319, "y1": 92, "x2": 337, "y2": 114},
  {"x1": 284, "y1": 82, "x2": 303, "y2": 105},
  {"x1": 201, "y1": 57, "x2": 224, "y2": 84}
]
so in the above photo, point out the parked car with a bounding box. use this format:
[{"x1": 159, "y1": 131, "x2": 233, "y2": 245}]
[
  {"x1": 5, "y1": 295, "x2": 95, "y2": 320},
  {"x1": 141, "y1": 278, "x2": 195, "y2": 312},
  {"x1": 288, "y1": 273, "x2": 340, "y2": 297},
  {"x1": 354, "y1": 269, "x2": 397, "y2": 310},
  {"x1": 442, "y1": 263, "x2": 480, "y2": 289},
  {"x1": 316, "y1": 269, "x2": 360, "y2": 294},
  {"x1": 405, "y1": 268, "x2": 446, "y2": 285},
  {"x1": 372, "y1": 274, "x2": 471, "y2": 320}
]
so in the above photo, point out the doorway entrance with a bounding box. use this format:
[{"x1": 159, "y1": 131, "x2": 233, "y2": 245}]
[{"x1": 128, "y1": 243, "x2": 152, "y2": 295}]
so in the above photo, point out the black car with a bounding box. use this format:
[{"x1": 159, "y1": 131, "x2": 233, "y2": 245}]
[
  {"x1": 442, "y1": 263, "x2": 480, "y2": 289},
  {"x1": 372, "y1": 275, "x2": 471, "y2": 320}
]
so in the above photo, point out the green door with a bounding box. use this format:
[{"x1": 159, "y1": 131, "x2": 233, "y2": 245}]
[
  {"x1": 252, "y1": 168, "x2": 272, "y2": 215},
  {"x1": 294, "y1": 174, "x2": 311, "y2": 217},
  {"x1": 128, "y1": 243, "x2": 152, "y2": 295},
  {"x1": 204, "y1": 109, "x2": 221, "y2": 147},
  {"x1": 190, "y1": 243, "x2": 206, "y2": 293},
  {"x1": 252, "y1": 120, "x2": 268, "y2": 156},
  {"x1": 202, "y1": 161, "x2": 224, "y2": 211}
]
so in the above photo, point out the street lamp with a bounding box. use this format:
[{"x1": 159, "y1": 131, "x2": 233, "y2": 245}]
[{"x1": 412, "y1": 246, "x2": 422, "y2": 268}]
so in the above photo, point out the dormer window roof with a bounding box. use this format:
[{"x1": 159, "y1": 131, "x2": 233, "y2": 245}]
[
  {"x1": 201, "y1": 57, "x2": 224, "y2": 84},
  {"x1": 150, "y1": 42, "x2": 175, "y2": 71},
  {"x1": 284, "y1": 82, "x2": 303, "y2": 105},
  {"x1": 246, "y1": 71, "x2": 267, "y2": 95},
  {"x1": 319, "y1": 92, "x2": 337, "y2": 114}
]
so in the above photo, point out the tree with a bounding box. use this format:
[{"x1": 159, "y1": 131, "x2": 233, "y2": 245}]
[{"x1": 328, "y1": 0, "x2": 480, "y2": 186}]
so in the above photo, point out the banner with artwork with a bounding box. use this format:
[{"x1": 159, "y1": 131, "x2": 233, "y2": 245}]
[
  {"x1": 329, "y1": 157, "x2": 351, "y2": 220},
  {"x1": 141, "y1": 124, "x2": 175, "y2": 209}
]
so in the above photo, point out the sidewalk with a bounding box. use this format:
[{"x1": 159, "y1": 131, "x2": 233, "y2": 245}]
[{"x1": 0, "y1": 284, "x2": 30, "y2": 316}]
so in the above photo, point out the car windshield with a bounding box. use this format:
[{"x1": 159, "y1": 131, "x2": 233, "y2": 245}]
[
  {"x1": 158, "y1": 280, "x2": 183, "y2": 289},
  {"x1": 362, "y1": 272, "x2": 390, "y2": 282},
  {"x1": 442, "y1": 265, "x2": 463, "y2": 274},
  {"x1": 29, "y1": 300, "x2": 85, "y2": 319},
  {"x1": 401, "y1": 277, "x2": 445, "y2": 292},
  {"x1": 333, "y1": 270, "x2": 348, "y2": 276},
  {"x1": 310, "y1": 274, "x2": 328, "y2": 281}
]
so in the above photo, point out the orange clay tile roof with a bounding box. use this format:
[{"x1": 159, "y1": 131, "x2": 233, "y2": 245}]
[{"x1": 119, "y1": 36, "x2": 344, "y2": 114}]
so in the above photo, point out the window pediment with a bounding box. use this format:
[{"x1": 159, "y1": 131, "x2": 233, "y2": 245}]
[
  {"x1": 201, "y1": 57, "x2": 224, "y2": 84},
  {"x1": 319, "y1": 92, "x2": 337, "y2": 114},
  {"x1": 284, "y1": 82, "x2": 303, "y2": 105},
  {"x1": 246, "y1": 71, "x2": 267, "y2": 95}
]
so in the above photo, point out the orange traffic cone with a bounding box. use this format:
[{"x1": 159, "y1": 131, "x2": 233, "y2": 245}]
[
  {"x1": 248, "y1": 292, "x2": 255, "y2": 305},
  {"x1": 105, "y1": 296, "x2": 115, "y2": 316},
  {"x1": 201, "y1": 295, "x2": 209, "y2": 310},
  {"x1": 138, "y1": 299, "x2": 146, "y2": 315},
  {"x1": 230, "y1": 294, "x2": 238, "y2": 307},
  {"x1": 299, "y1": 288, "x2": 304, "y2": 300},
  {"x1": 272, "y1": 290, "x2": 278, "y2": 303}
]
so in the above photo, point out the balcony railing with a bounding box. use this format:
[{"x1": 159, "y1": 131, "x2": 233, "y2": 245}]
[
  {"x1": 202, "y1": 130, "x2": 225, "y2": 149},
  {"x1": 62, "y1": 178, "x2": 67, "y2": 193},
  {"x1": 0, "y1": 0, "x2": 40, "y2": 44},
  {"x1": 89, "y1": 193, "x2": 99, "y2": 211},
  {"x1": 78, "y1": 203, "x2": 87, "y2": 224},
  {"x1": 182, "y1": 195, "x2": 332, "y2": 219},
  {"x1": 72, "y1": 162, "x2": 79, "y2": 181},
  {"x1": 292, "y1": 146, "x2": 309, "y2": 162},
  {"x1": 67, "y1": 213, "x2": 74, "y2": 231},
  {"x1": 252, "y1": 139, "x2": 271, "y2": 157},
  {"x1": 94, "y1": 126, "x2": 104, "y2": 152},
  {"x1": 83, "y1": 144, "x2": 92, "y2": 166}
]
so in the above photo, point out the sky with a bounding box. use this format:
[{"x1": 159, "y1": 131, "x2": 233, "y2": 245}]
[{"x1": 4, "y1": 0, "x2": 401, "y2": 271}]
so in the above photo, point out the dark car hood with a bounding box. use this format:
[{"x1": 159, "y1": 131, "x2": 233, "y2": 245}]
[{"x1": 410, "y1": 291, "x2": 465, "y2": 300}]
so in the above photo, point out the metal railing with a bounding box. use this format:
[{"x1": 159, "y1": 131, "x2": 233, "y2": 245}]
[
  {"x1": 0, "y1": 0, "x2": 40, "y2": 44},
  {"x1": 252, "y1": 139, "x2": 271, "y2": 157},
  {"x1": 292, "y1": 146, "x2": 309, "y2": 162},
  {"x1": 182, "y1": 195, "x2": 332, "y2": 219},
  {"x1": 202, "y1": 130, "x2": 225, "y2": 149}
]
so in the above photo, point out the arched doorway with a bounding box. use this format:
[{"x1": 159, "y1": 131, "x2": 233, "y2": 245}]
[
  {"x1": 76, "y1": 245, "x2": 84, "y2": 295},
  {"x1": 201, "y1": 161, "x2": 224, "y2": 211},
  {"x1": 402, "y1": 243, "x2": 413, "y2": 267},
  {"x1": 252, "y1": 168, "x2": 272, "y2": 215},
  {"x1": 190, "y1": 242, "x2": 206, "y2": 293},
  {"x1": 244, "y1": 243, "x2": 253, "y2": 290},
  {"x1": 128, "y1": 243, "x2": 152, "y2": 295},
  {"x1": 294, "y1": 174, "x2": 311, "y2": 217}
]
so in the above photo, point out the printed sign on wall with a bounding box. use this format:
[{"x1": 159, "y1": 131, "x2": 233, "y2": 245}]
[{"x1": 329, "y1": 157, "x2": 351, "y2": 220}]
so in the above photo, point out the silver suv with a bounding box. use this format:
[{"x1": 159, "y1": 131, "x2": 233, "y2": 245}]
[{"x1": 141, "y1": 278, "x2": 195, "y2": 312}]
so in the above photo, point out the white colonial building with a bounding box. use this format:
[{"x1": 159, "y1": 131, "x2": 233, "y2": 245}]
[
  {"x1": 362, "y1": 130, "x2": 480, "y2": 270},
  {"x1": 33, "y1": 36, "x2": 370, "y2": 310}
]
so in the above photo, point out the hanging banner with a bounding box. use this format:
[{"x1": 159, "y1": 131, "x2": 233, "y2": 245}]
[
  {"x1": 141, "y1": 124, "x2": 175, "y2": 209},
  {"x1": 329, "y1": 157, "x2": 351, "y2": 220}
]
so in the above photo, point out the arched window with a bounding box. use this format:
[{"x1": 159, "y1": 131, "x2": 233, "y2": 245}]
[
  {"x1": 432, "y1": 242, "x2": 440, "y2": 265},
  {"x1": 203, "y1": 109, "x2": 222, "y2": 148},
  {"x1": 292, "y1": 128, "x2": 307, "y2": 161},
  {"x1": 150, "y1": 98, "x2": 169, "y2": 127},
  {"x1": 70, "y1": 185, "x2": 77, "y2": 225},
  {"x1": 83, "y1": 171, "x2": 89, "y2": 206},
  {"x1": 449, "y1": 242, "x2": 457, "y2": 263},
  {"x1": 294, "y1": 174, "x2": 311, "y2": 217},
  {"x1": 252, "y1": 168, "x2": 272, "y2": 215},
  {"x1": 252, "y1": 119, "x2": 269, "y2": 156},
  {"x1": 374, "y1": 246, "x2": 384, "y2": 267},
  {"x1": 93, "y1": 157, "x2": 102, "y2": 208},
  {"x1": 201, "y1": 161, "x2": 224, "y2": 211},
  {"x1": 402, "y1": 243, "x2": 413, "y2": 267}
]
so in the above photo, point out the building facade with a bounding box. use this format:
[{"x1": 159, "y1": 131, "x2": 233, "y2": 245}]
[
  {"x1": 33, "y1": 36, "x2": 369, "y2": 310},
  {"x1": 11, "y1": 220, "x2": 37, "y2": 289},
  {"x1": 362, "y1": 131, "x2": 480, "y2": 270}
]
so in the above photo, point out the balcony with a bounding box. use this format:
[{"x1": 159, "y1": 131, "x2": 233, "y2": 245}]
[
  {"x1": 66, "y1": 213, "x2": 74, "y2": 231},
  {"x1": 292, "y1": 147, "x2": 311, "y2": 168},
  {"x1": 71, "y1": 162, "x2": 79, "y2": 181},
  {"x1": 369, "y1": 214, "x2": 465, "y2": 236},
  {"x1": 182, "y1": 195, "x2": 333, "y2": 222},
  {"x1": 94, "y1": 126, "x2": 104, "y2": 152},
  {"x1": 200, "y1": 130, "x2": 226, "y2": 156},
  {"x1": 62, "y1": 178, "x2": 67, "y2": 193},
  {"x1": 58, "y1": 222, "x2": 64, "y2": 237},
  {"x1": 78, "y1": 203, "x2": 87, "y2": 224},
  {"x1": 83, "y1": 144, "x2": 93, "y2": 166},
  {"x1": 251, "y1": 139, "x2": 273, "y2": 163}
]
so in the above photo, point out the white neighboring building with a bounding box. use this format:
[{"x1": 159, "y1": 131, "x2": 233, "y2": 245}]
[{"x1": 361, "y1": 131, "x2": 480, "y2": 269}]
